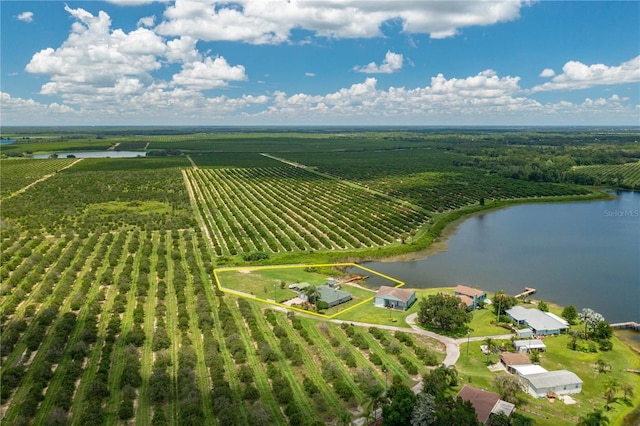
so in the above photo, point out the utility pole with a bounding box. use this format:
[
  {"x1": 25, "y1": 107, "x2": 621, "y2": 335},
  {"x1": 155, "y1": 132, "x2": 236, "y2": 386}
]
[{"x1": 383, "y1": 367, "x2": 388, "y2": 395}]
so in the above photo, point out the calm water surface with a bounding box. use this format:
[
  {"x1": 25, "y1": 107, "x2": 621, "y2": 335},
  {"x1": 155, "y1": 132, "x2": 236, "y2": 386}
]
[
  {"x1": 33, "y1": 151, "x2": 146, "y2": 159},
  {"x1": 362, "y1": 191, "x2": 639, "y2": 323}
]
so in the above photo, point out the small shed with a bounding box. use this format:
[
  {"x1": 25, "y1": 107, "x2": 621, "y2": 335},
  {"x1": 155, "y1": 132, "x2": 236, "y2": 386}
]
[
  {"x1": 516, "y1": 328, "x2": 534, "y2": 339},
  {"x1": 514, "y1": 339, "x2": 546, "y2": 353},
  {"x1": 520, "y1": 370, "x2": 583, "y2": 398},
  {"x1": 373, "y1": 286, "x2": 416, "y2": 311}
]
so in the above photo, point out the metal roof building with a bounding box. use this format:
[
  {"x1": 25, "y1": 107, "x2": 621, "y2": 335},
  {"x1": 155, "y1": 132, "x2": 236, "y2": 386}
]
[
  {"x1": 520, "y1": 370, "x2": 583, "y2": 398},
  {"x1": 506, "y1": 306, "x2": 569, "y2": 335},
  {"x1": 514, "y1": 339, "x2": 547, "y2": 352}
]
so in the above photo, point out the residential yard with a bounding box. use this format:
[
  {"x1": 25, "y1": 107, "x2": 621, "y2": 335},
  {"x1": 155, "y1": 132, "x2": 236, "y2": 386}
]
[
  {"x1": 456, "y1": 333, "x2": 640, "y2": 426},
  {"x1": 467, "y1": 308, "x2": 513, "y2": 337},
  {"x1": 333, "y1": 287, "x2": 455, "y2": 326}
]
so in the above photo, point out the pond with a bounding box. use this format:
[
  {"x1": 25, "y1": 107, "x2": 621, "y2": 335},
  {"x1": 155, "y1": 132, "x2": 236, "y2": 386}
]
[
  {"x1": 32, "y1": 151, "x2": 146, "y2": 159},
  {"x1": 0, "y1": 139, "x2": 16, "y2": 144},
  {"x1": 360, "y1": 191, "x2": 639, "y2": 324}
]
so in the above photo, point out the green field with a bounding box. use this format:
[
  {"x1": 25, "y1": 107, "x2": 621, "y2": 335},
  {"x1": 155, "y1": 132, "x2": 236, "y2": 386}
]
[
  {"x1": 572, "y1": 161, "x2": 640, "y2": 189},
  {"x1": 1, "y1": 128, "x2": 639, "y2": 425}
]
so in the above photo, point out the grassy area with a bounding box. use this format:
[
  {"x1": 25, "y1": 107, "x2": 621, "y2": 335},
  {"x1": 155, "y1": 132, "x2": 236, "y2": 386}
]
[
  {"x1": 333, "y1": 288, "x2": 453, "y2": 326},
  {"x1": 215, "y1": 263, "x2": 403, "y2": 317},
  {"x1": 467, "y1": 309, "x2": 512, "y2": 337},
  {"x1": 456, "y1": 333, "x2": 640, "y2": 426}
]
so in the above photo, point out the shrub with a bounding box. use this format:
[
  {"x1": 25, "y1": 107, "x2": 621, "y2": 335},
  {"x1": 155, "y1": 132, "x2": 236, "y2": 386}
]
[{"x1": 369, "y1": 352, "x2": 383, "y2": 365}]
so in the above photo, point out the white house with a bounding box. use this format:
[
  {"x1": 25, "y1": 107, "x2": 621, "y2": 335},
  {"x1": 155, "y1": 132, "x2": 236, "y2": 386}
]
[
  {"x1": 520, "y1": 370, "x2": 583, "y2": 398},
  {"x1": 506, "y1": 306, "x2": 569, "y2": 335},
  {"x1": 514, "y1": 339, "x2": 546, "y2": 353}
]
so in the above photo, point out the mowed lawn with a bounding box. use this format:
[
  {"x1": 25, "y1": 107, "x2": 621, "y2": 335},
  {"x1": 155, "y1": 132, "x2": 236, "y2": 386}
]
[
  {"x1": 334, "y1": 287, "x2": 456, "y2": 327},
  {"x1": 456, "y1": 333, "x2": 640, "y2": 426}
]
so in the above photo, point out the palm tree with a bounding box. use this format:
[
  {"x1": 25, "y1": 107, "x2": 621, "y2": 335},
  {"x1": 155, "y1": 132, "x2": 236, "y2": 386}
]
[
  {"x1": 337, "y1": 411, "x2": 352, "y2": 426},
  {"x1": 579, "y1": 308, "x2": 592, "y2": 337},
  {"x1": 621, "y1": 382, "x2": 634, "y2": 401},
  {"x1": 484, "y1": 337, "x2": 495, "y2": 363},
  {"x1": 303, "y1": 285, "x2": 321, "y2": 304},
  {"x1": 603, "y1": 378, "x2": 618, "y2": 409}
]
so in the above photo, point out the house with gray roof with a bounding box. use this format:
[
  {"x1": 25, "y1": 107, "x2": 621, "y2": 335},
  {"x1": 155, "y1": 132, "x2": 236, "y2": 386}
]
[
  {"x1": 520, "y1": 370, "x2": 583, "y2": 398},
  {"x1": 506, "y1": 306, "x2": 569, "y2": 335},
  {"x1": 316, "y1": 285, "x2": 352, "y2": 308},
  {"x1": 373, "y1": 286, "x2": 416, "y2": 311}
]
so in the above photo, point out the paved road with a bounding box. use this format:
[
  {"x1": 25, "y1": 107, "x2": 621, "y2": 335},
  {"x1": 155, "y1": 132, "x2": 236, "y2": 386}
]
[{"x1": 343, "y1": 314, "x2": 515, "y2": 426}]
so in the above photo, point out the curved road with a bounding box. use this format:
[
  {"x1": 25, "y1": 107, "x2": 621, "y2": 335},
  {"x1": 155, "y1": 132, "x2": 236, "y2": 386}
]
[
  {"x1": 334, "y1": 313, "x2": 513, "y2": 368},
  {"x1": 342, "y1": 314, "x2": 514, "y2": 425}
]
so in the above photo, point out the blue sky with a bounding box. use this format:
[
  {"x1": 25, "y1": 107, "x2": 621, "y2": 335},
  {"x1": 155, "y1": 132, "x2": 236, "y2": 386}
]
[{"x1": 1, "y1": 1, "x2": 639, "y2": 126}]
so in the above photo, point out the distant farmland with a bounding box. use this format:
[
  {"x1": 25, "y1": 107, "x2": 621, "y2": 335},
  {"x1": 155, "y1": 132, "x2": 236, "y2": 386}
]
[{"x1": 1, "y1": 128, "x2": 638, "y2": 425}]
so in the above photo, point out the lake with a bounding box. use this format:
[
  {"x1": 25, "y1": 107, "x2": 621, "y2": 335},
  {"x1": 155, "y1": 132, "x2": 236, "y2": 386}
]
[
  {"x1": 360, "y1": 191, "x2": 639, "y2": 324},
  {"x1": 0, "y1": 139, "x2": 16, "y2": 144},
  {"x1": 33, "y1": 151, "x2": 146, "y2": 159}
]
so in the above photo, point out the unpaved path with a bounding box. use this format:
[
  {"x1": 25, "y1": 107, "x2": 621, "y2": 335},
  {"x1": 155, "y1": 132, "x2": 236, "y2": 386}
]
[
  {"x1": 3, "y1": 158, "x2": 83, "y2": 200},
  {"x1": 349, "y1": 313, "x2": 515, "y2": 425}
]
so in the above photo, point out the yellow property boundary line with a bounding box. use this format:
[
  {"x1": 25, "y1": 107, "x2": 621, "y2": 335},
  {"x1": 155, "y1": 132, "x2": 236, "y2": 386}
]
[{"x1": 213, "y1": 263, "x2": 406, "y2": 319}]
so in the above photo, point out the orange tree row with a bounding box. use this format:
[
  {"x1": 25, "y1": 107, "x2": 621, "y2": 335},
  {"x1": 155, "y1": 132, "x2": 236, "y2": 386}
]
[{"x1": 186, "y1": 166, "x2": 429, "y2": 257}]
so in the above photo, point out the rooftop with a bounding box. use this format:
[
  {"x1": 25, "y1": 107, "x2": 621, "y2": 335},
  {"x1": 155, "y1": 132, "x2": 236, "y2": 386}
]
[
  {"x1": 514, "y1": 339, "x2": 546, "y2": 349},
  {"x1": 375, "y1": 286, "x2": 415, "y2": 303},
  {"x1": 317, "y1": 285, "x2": 351, "y2": 305},
  {"x1": 512, "y1": 365, "x2": 549, "y2": 376},
  {"x1": 523, "y1": 370, "x2": 583, "y2": 388},
  {"x1": 506, "y1": 306, "x2": 568, "y2": 332},
  {"x1": 456, "y1": 385, "x2": 515, "y2": 424},
  {"x1": 457, "y1": 294, "x2": 474, "y2": 307},
  {"x1": 454, "y1": 284, "x2": 486, "y2": 297},
  {"x1": 500, "y1": 352, "x2": 531, "y2": 366}
]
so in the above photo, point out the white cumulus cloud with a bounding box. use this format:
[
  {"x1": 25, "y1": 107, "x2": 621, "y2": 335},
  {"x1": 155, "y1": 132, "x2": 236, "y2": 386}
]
[
  {"x1": 354, "y1": 51, "x2": 404, "y2": 74},
  {"x1": 25, "y1": 5, "x2": 166, "y2": 97},
  {"x1": 539, "y1": 68, "x2": 555, "y2": 78},
  {"x1": 532, "y1": 56, "x2": 640, "y2": 91},
  {"x1": 172, "y1": 56, "x2": 247, "y2": 90},
  {"x1": 137, "y1": 15, "x2": 156, "y2": 27},
  {"x1": 17, "y1": 11, "x2": 34, "y2": 22},
  {"x1": 156, "y1": 0, "x2": 528, "y2": 44}
]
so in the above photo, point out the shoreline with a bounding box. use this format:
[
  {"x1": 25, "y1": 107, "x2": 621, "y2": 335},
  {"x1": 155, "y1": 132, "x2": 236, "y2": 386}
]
[{"x1": 373, "y1": 189, "x2": 616, "y2": 263}]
